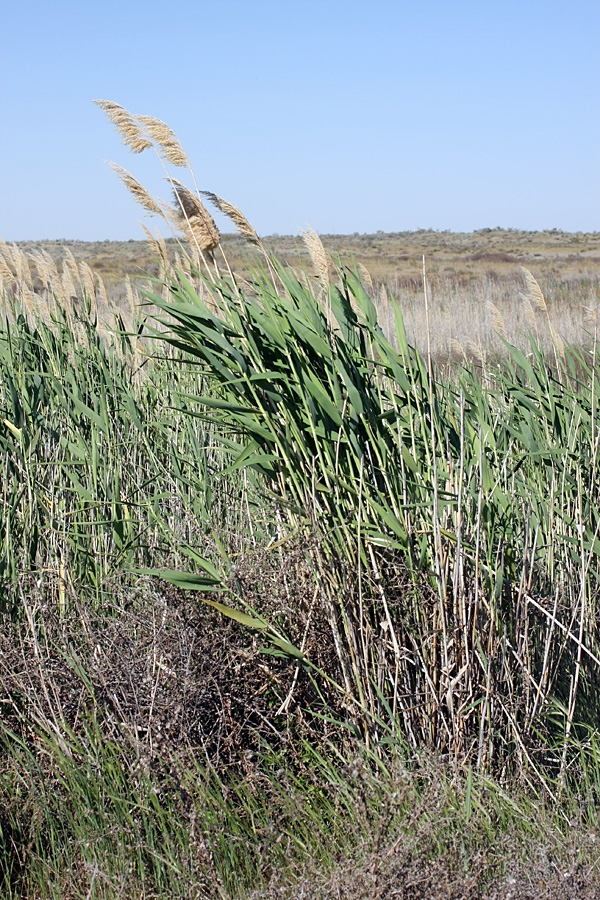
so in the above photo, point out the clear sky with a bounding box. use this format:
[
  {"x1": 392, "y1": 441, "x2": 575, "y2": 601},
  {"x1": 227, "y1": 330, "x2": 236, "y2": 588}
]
[{"x1": 1, "y1": 0, "x2": 598, "y2": 241}]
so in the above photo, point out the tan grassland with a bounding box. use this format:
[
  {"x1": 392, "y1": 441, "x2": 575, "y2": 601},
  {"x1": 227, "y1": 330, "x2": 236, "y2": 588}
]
[{"x1": 7, "y1": 227, "x2": 600, "y2": 360}]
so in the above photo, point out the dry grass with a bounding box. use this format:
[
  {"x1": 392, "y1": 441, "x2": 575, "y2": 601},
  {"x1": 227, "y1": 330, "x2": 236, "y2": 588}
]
[{"x1": 5, "y1": 230, "x2": 599, "y2": 361}]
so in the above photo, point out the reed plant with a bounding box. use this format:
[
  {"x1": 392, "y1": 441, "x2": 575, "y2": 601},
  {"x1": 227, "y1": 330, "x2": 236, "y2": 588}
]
[{"x1": 1, "y1": 101, "x2": 600, "y2": 897}]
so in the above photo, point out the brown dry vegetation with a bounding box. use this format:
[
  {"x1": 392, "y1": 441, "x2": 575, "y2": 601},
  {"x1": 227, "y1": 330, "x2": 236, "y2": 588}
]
[{"x1": 12, "y1": 228, "x2": 600, "y2": 359}]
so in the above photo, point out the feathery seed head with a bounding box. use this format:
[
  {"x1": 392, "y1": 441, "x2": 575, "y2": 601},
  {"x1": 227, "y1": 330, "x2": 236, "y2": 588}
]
[
  {"x1": 523, "y1": 298, "x2": 537, "y2": 333},
  {"x1": 486, "y1": 302, "x2": 507, "y2": 340},
  {"x1": 137, "y1": 115, "x2": 190, "y2": 167},
  {"x1": 201, "y1": 192, "x2": 260, "y2": 245},
  {"x1": 171, "y1": 181, "x2": 220, "y2": 252},
  {"x1": 93, "y1": 100, "x2": 152, "y2": 154},
  {"x1": 107, "y1": 163, "x2": 164, "y2": 217},
  {"x1": 521, "y1": 267, "x2": 547, "y2": 312},
  {"x1": 302, "y1": 227, "x2": 330, "y2": 287},
  {"x1": 357, "y1": 262, "x2": 374, "y2": 294}
]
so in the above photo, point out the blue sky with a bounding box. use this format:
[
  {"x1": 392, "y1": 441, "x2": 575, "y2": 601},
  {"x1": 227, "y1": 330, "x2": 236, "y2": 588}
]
[{"x1": 1, "y1": 0, "x2": 598, "y2": 240}]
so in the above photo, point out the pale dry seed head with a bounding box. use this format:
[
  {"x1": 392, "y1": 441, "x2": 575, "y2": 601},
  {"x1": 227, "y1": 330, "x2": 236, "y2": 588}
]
[
  {"x1": 10, "y1": 245, "x2": 31, "y2": 286},
  {"x1": 156, "y1": 230, "x2": 169, "y2": 263},
  {"x1": 64, "y1": 247, "x2": 78, "y2": 270},
  {"x1": 486, "y1": 302, "x2": 507, "y2": 340},
  {"x1": 61, "y1": 265, "x2": 77, "y2": 302},
  {"x1": 141, "y1": 223, "x2": 165, "y2": 263},
  {"x1": 31, "y1": 251, "x2": 53, "y2": 288},
  {"x1": 450, "y1": 338, "x2": 466, "y2": 358},
  {"x1": 357, "y1": 262, "x2": 374, "y2": 294},
  {"x1": 0, "y1": 255, "x2": 14, "y2": 281},
  {"x1": 201, "y1": 192, "x2": 261, "y2": 245},
  {"x1": 521, "y1": 266, "x2": 547, "y2": 312},
  {"x1": 171, "y1": 181, "x2": 220, "y2": 252},
  {"x1": 93, "y1": 100, "x2": 152, "y2": 154},
  {"x1": 95, "y1": 273, "x2": 109, "y2": 308},
  {"x1": 136, "y1": 114, "x2": 190, "y2": 167},
  {"x1": 125, "y1": 281, "x2": 137, "y2": 321},
  {"x1": 41, "y1": 249, "x2": 61, "y2": 283},
  {"x1": 584, "y1": 305, "x2": 598, "y2": 326},
  {"x1": 523, "y1": 298, "x2": 537, "y2": 333},
  {"x1": 79, "y1": 261, "x2": 96, "y2": 303},
  {"x1": 466, "y1": 340, "x2": 484, "y2": 363},
  {"x1": 302, "y1": 227, "x2": 330, "y2": 288},
  {"x1": 22, "y1": 286, "x2": 38, "y2": 319},
  {"x1": 108, "y1": 163, "x2": 164, "y2": 217},
  {"x1": 550, "y1": 325, "x2": 566, "y2": 361}
]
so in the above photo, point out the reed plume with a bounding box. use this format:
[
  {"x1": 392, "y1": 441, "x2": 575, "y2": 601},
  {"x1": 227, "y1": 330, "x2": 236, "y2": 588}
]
[
  {"x1": 93, "y1": 101, "x2": 152, "y2": 154},
  {"x1": 0, "y1": 255, "x2": 13, "y2": 282},
  {"x1": 357, "y1": 262, "x2": 374, "y2": 293},
  {"x1": 302, "y1": 227, "x2": 330, "y2": 288},
  {"x1": 95, "y1": 273, "x2": 109, "y2": 308},
  {"x1": 486, "y1": 301, "x2": 507, "y2": 340},
  {"x1": 201, "y1": 192, "x2": 261, "y2": 245},
  {"x1": 107, "y1": 163, "x2": 165, "y2": 217},
  {"x1": 170, "y1": 180, "x2": 220, "y2": 252},
  {"x1": 523, "y1": 298, "x2": 537, "y2": 334},
  {"x1": 136, "y1": 114, "x2": 190, "y2": 168},
  {"x1": 521, "y1": 267, "x2": 547, "y2": 312},
  {"x1": 141, "y1": 224, "x2": 170, "y2": 269}
]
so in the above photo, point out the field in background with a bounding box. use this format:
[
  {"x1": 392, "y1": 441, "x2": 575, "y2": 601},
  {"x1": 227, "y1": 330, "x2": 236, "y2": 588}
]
[{"x1": 11, "y1": 227, "x2": 600, "y2": 357}]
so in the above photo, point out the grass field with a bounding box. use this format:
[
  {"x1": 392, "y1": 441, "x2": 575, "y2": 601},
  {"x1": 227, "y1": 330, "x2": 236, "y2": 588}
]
[{"x1": 1, "y1": 103, "x2": 600, "y2": 898}]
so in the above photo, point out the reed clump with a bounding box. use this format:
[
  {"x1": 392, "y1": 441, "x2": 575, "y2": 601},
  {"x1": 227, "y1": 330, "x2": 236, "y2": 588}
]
[{"x1": 1, "y1": 102, "x2": 600, "y2": 898}]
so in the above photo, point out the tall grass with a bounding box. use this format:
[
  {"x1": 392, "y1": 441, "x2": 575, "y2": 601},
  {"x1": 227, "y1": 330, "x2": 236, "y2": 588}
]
[
  {"x1": 1, "y1": 101, "x2": 600, "y2": 897},
  {"x1": 145, "y1": 254, "x2": 600, "y2": 772}
]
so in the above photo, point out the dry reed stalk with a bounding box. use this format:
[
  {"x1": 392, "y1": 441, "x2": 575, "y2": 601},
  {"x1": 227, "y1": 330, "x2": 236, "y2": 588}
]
[
  {"x1": 201, "y1": 192, "x2": 261, "y2": 245},
  {"x1": 302, "y1": 228, "x2": 330, "y2": 289},
  {"x1": 170, "y1": 181, "x2": 220, "y2": 253},
  {"x1": 93, "y1": 100, "x2": 152, "y2": 154},
  {"x1": 136, "y1": 114, "x2": 190, "y2": 168},
  {"x1": 108, "y1": 163, "x2": 165, "y2": 218}
]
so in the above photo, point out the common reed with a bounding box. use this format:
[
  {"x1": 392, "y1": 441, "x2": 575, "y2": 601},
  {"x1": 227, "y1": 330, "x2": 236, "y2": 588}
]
[{"x1": 2, "y1": 102, "x2": 600, "y2": 900}]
